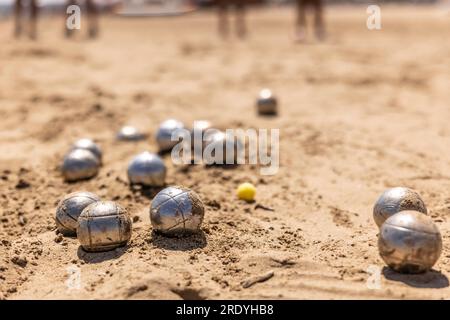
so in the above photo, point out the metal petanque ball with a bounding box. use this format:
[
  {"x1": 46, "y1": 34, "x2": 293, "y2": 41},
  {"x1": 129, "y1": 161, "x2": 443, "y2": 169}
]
[
  {"x1": 203, "y1": 131, "x2": 244, "y2": 165},
  {"x1": 55, "y1": 191, "x2": 100, "y2": 236},
  {"x1": 156, "y1": 119, "x2": 185, "y2": 152},
  {"x1": 71, "y1": 138, "x2": 102, "y2": 162},
  {"x1": 77, "y1": 201, "x2": 132, "y2": 252},
  {"x1": 373, "y1": 187, "x2": 427, "y2": 228},
  {"x1": 150, "y1": 186, "x2": 205, "y2": 236},
  {"x1": 116, "y1": 126, "x2": 146, "y2": 141},
  {"x1": 62, "y1": 149, "x2": 100, "y2": 182},
  {"x1": 257, "y1": 89, "x2": 278, "y2": 115},
  {"x1": 127, "y1": 151, "x2": 166, "y2": 187},
  {"x1": 378, "y1": 210, "x2": 442, "y2": 274},
  {"x1": 190, "y1": 120, "x2": 212, "y2": 145}
]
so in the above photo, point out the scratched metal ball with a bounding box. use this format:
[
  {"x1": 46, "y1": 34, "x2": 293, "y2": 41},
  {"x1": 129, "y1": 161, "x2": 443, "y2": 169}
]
[
  {"x1": 116, "y1": 126, "x2": 146, "y2": 141},
  {"x1": 257, "y1": 89, "x2": 278, "y2": 115},
  {"x1": 55, "y1": 191, "x2": 100, "y2": 236},
  {"x1": 127, "y1": 151, "x2": 166, "y2": 187},
  {"x1": 150, "y1": 186, "x2": 205, "y2": 236},
  {"x1": 203, "y1": 131, "x2": 244, "y2": 165},
  {"x1": 378, "y1": 210, "x2": 442, "y2": 274},
  {"x1": 77, "y1": 201, "x2": 132, "y2": 252},
  {"x1": 62, "y1": 149, "x2": 100, "y2": 182},
  {"x1": 156, "y1": 119, "x2": 185, "y2": 152},
  {"x1": 373, "y1": 187, "x2": 427, "y2": 228},
  {"x1": 71, "y1": 138, "x2": 102, "y2": 162}
]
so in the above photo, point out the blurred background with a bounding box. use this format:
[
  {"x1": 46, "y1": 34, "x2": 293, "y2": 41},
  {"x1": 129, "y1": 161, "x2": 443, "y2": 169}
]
[
  {"x1": 0, "y1": 0, "x2": 444, "y2": 17},
  {"x1": 2, "y1": 0, "x2": 450, "y2": 300}
]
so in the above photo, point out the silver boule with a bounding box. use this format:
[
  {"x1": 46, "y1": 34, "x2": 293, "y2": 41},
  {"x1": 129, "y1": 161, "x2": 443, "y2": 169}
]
[
  {"x1": 55, "y1": 191, "x2": 100, "y2": 236},
  {"x1": 150, "y1": 186, "x2": 204, "y2": 236},
  {"x1": 127, "y1": 151, "x2": 166, "y2": 187},
  {"x1": 71, "y1": 138, "x2": 102, "y2": 162},
  {"x1": 116, "y1": 126, "x2": 146, "y2": 141},
  {"x1": 378, "y1": 210, "x2": 442, "y2": 274},
  {"x1": 191, "y1": 120, "x2": 213, "y2": 156},
  {"x1": 373, "y1": 187, "x2": 427, "y2": 228},
  {"x1": 62, "y1": 149, "x2": 100, "y2": 182},
  {"x1": 191, "y1": 120, "x2": 212, "y2": 136},
  {"x1": 203, "y1": 130, "x2": 244, "y2": 165},
  {"x1": 191, "y1": 120, "x2": 212, "y2": 144},
  {"x1": 257, "y1": 88, "x2": 278, "y2": 115},
  {"x1": 77, "y1": 201, "x2": 132, "y2": 252},
  {"x1": 156, "y1": 119, "x2": 185, "y2": 152}
]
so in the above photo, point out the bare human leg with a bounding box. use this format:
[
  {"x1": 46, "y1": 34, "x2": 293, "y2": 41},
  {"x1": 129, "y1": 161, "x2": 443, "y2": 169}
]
[
  {"x1": 14, "y1": 0, "x2": 23, "y2": 38},
  {"x1": 314, "y1": 0, "x2": 325, "y2": 41},
  {"x1": 235, "y1": 1, "x2": 246, "y2": 39},
  {"x1": 30, "y1": 0, "x2": 38, "y2": 39},
  {"x1": 218, "y1": 0, "x2": 229, "y2": 39},
  {"x1": 86, "y1": 0, "x2": 99, "y2": 38},
  {"x1": 295, "y1": 0, "x2": 307, "y2": 42}
]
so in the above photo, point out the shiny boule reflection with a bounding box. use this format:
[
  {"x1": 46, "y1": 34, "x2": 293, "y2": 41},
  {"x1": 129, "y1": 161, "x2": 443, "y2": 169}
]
[
  {"x1": 378, "y1": 210, "x2": 442, "y2": 274},
  {"x1": 373, "y1": 187, "x2": 427, "y2": 228},
  {"x1": 150, "y1": 186, "x2": 205, "y2": 236},
  {"x1": 62, "y1": 149, "x2": 100, "y2": 182},
  {"x1": 203, "y1": 130, "x2": 244, "y2": 165},
  {"x1": 257, "y1": 88, "x2": 278, "y2": 115},
  {"x1": 156, "y1": 119, "x2": 185, "y2": 152},
  {"x1": 71, "y1": 138, "x2": 102, "y2": 162},
  {"x1": 77, "y1": 201, "x2": 132, "y2": 252},
  {"x1": 116, "y1": 126, "x2": 146, "y2": 141},
  {"x1": 55, "y1": 191, "x2": 100, "y2": 236},
  {"x1": 127, "y1": 151, "x2": 166, "y2": 187}
]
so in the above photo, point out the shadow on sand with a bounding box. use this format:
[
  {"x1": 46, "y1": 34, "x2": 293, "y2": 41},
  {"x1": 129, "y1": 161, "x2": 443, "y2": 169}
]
[
  {"x1": 129, "y1": 184, "x2": 165, "y2": 200},
  {"x1": 382, "y1": 267, "x2": 449, "y2": 289},
  {"x1": 77, "y1": 245, "x2": 129, "y2": 264},
  {"x1": 150, "y1": 230, "x2": 207, "y2": 251}
]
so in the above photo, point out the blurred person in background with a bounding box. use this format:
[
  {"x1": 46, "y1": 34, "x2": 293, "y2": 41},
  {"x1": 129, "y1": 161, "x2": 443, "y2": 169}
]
[
  {"x1": 216, "y1": 0, "x2": 247, "y2": 38},
  {"x1": 295, "y1": 0, "x2": 325, "y2": 42},
  {"x1": 14, "y1": 0, "x2": 39, "y2": 39},
  {"x1": 64, "y1": 0, "x2": 99, "y2": 38}
]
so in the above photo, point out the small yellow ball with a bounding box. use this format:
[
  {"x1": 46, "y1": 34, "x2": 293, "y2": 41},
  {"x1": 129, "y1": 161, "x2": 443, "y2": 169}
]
[{"x1": 237, "y1": 183, "x2": 256, "y2": 202}]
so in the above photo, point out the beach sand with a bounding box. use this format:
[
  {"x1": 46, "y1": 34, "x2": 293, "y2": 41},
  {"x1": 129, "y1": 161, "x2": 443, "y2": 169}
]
[{"x1": 1, "y1": 5, "x2": 450, "y2": 299}]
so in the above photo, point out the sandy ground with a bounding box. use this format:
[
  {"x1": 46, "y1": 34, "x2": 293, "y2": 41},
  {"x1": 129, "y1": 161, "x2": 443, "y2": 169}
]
[{"x1": 1, "y1": 5, "x2": 450, "y2": 300}]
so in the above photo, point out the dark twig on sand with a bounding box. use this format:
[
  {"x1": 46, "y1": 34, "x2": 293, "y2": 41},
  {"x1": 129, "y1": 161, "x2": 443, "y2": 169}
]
[{"x1": 241, "y1": 270, "x2": 274, "y2": 289}]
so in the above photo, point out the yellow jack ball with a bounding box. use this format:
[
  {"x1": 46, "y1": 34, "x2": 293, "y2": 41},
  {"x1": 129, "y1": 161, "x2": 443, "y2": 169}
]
[{"x1": 237, "y1": 183, "x2": 256, "y2": 202}]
